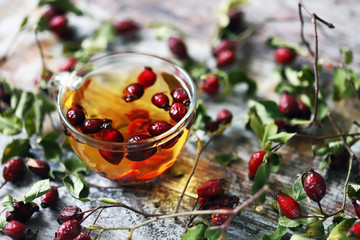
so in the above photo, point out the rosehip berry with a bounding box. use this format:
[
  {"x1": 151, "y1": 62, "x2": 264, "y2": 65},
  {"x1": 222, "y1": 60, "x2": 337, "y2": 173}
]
[
  {"x1": 211, "y1": 208, "x2": 231, "y2": 226},
  {"x1": 200, "y1": 194, "x2": 239, "y2": 210},
  {"x1": 171, "y1": 88, "x2": 190, "y2": 106},
  {"x1": 278, "y1": 92, "x2": 300, "y2": 119},
  {"x1": 216, "y1": 109, "x2": 233, "y2": 125},
  {"x1": 296, "y1": 99, "x2": 311, "y2": 120},
  {"x1": 330, "y1": 150, "x2": 350, "y2": 169},
  {"x1": 217, "y1": 49, "x2": 236, "y2": 68},
  {"x1": 168, "y1": 37, "x2": 188, "y2": 60},
  {"x1": 353, "y1": 198, "x2": 360, "y2": 219},
  {"x1": 4, "y1": 220, "x2": 27, "y2": 239},
  {"x1": 114, "y1": 19, "x2": 139, "y2": 36},
  {"x1": 6, "y1": 202, "x2": 39, "y2": 222},
  {"x1": 213, "y1": 40, "x2": 236, "y2": 56},
  {"x1": 151, "y1": 93, "x2": 170, "y2": 110},
  {"x1": 27, "y1": 158, "x2": 50, "y2": 178},
  {"x1": 59, "y1": 58, "x2": 77, "y2": 72},
  {"x1": 197, "y1": 178, "x2": 227, "y2": 199},
  {"x1": 122, "y1": 83, "x2": 144, "y2": 102},
  {"x1": 205, "y1": 121, "x2": 219, "y2": 133},
  {"x1": 98, "y1": 128, "x2": 124, "y2": 165},
  {"x1": 57, "y1": 206, "x2": 84, "y2": 224},
  {"x1": 147, "y1": 121, "x2": 173, "y2": 137},
  {"x1": 169, "y1": 102, "x2": 187, "y2": 122},
  {"x1": 66, "y1": 105, "x2": 85, "y2": 127},
  {"x1": 275, "y1": 47, "x2": 296, "y2": 64},
  {"x1": 74, "y1": 232, "x2": 92, "y2": 240},
  {"x1": 82, "y1": 118, "x2": 112, "y2": 134},
  {"x1": 226, "y1": 9, "x2": 243, "y2": 34},
  {"x1": 49, "y1": 15, "x2": 68, "y2": 36},
  {"x1": 276, "y1": 191, "x2": 302, "y2": 219},
  {"x1": 248, "y1": 150, "x2": 267, "y2": 180},
  {"x1": 347, "y1": 222, "x2": 360, "y2": 238},
  {"x1": 41, "y1": 186, "x2": 59, "y2": 208},
  {"x1": 302, "y1": 169, "x2": 327, "y2": 202},
  {"x1": 203, "y1": 75, "x2": 220, "y2": 95},
  {"x1": 43, "y1": 7, "x2": 65, "y2": 22},
  {"x1": 56, "y1": 220, "x2": 82, "y2": 240},
  {"x1": 126, "y1": 134, "x2": 157, "y2": 161},
  {"x1": 137, "y1": 67, "x2": 157, "y2": 88},
  {"x1": 3, "y1": 157, "x2": 24, "y2": 182}
]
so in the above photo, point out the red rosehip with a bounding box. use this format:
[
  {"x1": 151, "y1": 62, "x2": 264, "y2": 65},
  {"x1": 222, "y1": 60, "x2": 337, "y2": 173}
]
[
  {"x1": 217, "y1": 49, "x2": 236, "y2": 68},
  {"x1": 27, "y1": 158, "x2": 50, "y2": 178},
  {"x1": 4, "y1": 220, "x2": 27, "y2": 239},
  {"x1": 197, "y1": 178, "x2": 227, "y2": 199},
  {"x1": 216, "y1": 109, "x2": 233, "y2": 125},
  {"x1": 171, "y1": 88, "x2": 190, "y2": 106},
  {"x1": 169, "y1": 102, "x2": 187, "y2": 122},
  {"x1": 66, "y1": 105, "x2": 85, "y2": 127},
  {"x1": 56, "y1": 220, "x2": 82, "y2": 240},
  {"x1": 41, "y1": 186, "x2": 59, "y2": 208},
  {"x1": 122, "y1": 83, "x2": 144, "y2": 102},
  {"x1": 213, "y1": 40, "x2": 236, "y2": 56},
  {"x1": 57, "y1": 206, "x2": 84, "y2": 224},
  {"x1": 168, "y1": 37, "x2": 188, "y2": 60},
  {"x1": 3, "y1": 157, "x2": 24, "y2": 182},
  {"x1": 248, "y1": 150, "x2": 267, "y2": 180},
  {"x1": 302, "y1": 169, "x2": 327, "y2": 202},
  {"x1": 278, "y1": 92, "x2": 300, "y2": 119},
  {"x1": 147, "y1": 121, "x2": 173, "y2": 137},
  {"x1": 275, "y1": 47, "x2": 296, "y2": 64},
  {"x1": 276, "y1": 191, "x2": 302, "y2": 219},
  {"x1": 204, "y1": 121, "x2": 219, "y2": 133},
  {"x1": 203, "y1": 75, "x2": 220, "y2": 95},
  {"x1": 353, "y1": 198, "x2": 360, "y2": 219},
  {"x1": 347, "y1": 222, "x2": 360, "y2": 238},
  {"x1": 211, "y1": 208, "x2": 231, "y2": 226},
  {"x1": 49, "y1": 15, "x2": 68, "y2": 36},
  {"x1": 82, "y1": 118, "x2": 112, "y2": 134},
  {"x1": 137, "y1": 67, "x2": 157, "y2": 88},
  {"x1": 59, "y1": 58, "x2": 77, "y2": 72},
  {"x1": 114, "y1": 19, "x2": 139, "y2": 36},
  {"x1": 6, "y1": 202, "x2": 39, "y2": 222},
  {"x1": 226, "y1": 9, "x2": 243, "y2": 34},
  {"x1": 330, "y1": 150, "x2": 350, "y2": 169},
  {"x1": 126, "y1": 134, "x2": 157, "y2": 161},
  {"x1": 74, "y1": 232, "x2": 92, "y2": 240},
  {"x1": 43, "y1": 7, "x2": 65, "y2": 22},
  {"x1": 98, "y1": 128, "x2": 124, "y2": 165},
  {"x1": 151, "y1": 93, "x2": 170, "y2": 110},
  {"x1": 296, "y1": 99, "x2": 311, "y2": 120}
]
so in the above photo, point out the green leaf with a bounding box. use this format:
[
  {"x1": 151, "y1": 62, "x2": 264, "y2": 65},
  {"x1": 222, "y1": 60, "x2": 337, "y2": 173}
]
[
  {"x1": 23, "y1": 179, "x2": 50, "y2": 204},
  {"x1": 215, "y1": 153, "x2": 238, "y2": 166},
  {"x1": 289, "y1": 233, "x2": 313, "y2": 240},
  {"x1": 36, "y1": 16, "x2": 49, "y2": 32},
  {"x1": 204, "y1": 228, "x2": 223, "y2": 240},
  {"x1": 313, "y1": 146, "x2": 330, "y2": 157},
  {"x1": 268, "y1": 132, "x2": 296, "y2": 143},
  {"x1": 248, "y1": 100, "x2": 286, "y2": 125},
  {"x1": 251, "y1": 162, "x2": 270, "y2": 204},
  {"x1": 2, "y1": 138, "x2": 30, "y2": 164},
  {"x1": 347, "y1": 184, "x2": 360, "y2": 200},
  {"x1": 49, "y1": 169, "x2": 67, "y2": 182},
  {"x1": 340, "y1": 48, "x2": 353, "y2": 65},
  {"x1": 261, "y1": 122, "x2": 278, "y2": 150},
  {"x1": 329, "y1": 140, "x2": 345, "y2": 155},
  {"x1": 0, "y1": 112, "x2": 22, "y2": 135},
  {"x1": 266, "y1": 37, "x2": 298, "y2": 51},
  {"x1": 34, "y1": 93, "x2": 56, "y2": 134},
  {"x1": 332, "y1": 67, "x2": 359, "y2": 101},
  {"x1": 99, "y1": 198, "x2": 121, "y2": 205},
  {"x1": 306, "y1": 219, "x2": 325, "y2": 237},
  {"x1": 193, "y1": 102, "x2": 212, "y2": 131},
  {"x1": 262, "y1": 225, "x2": 287, "y2": 240},
  {"x1": 0, "y1": 215, "x2": 6, "y2": 231},
  {"x1": 278, "y1": 216, "x2": 308, "y2": 228},
  {"x1": 63, "y1": 157, "x2": 89, "y2": 175},
  {"x1": 315, "y1": 99, "x2": 328, "y2": 122},
  {"x1": 228, "y1": 69, "x2": 257, "y2": 96},
  {"x1": 318, "y1": 155, "x2": 331, "y2": 173},
  {"x1": 38, "y1": 0, "x2": 83, "y2": 15},
  {"x1": 0, "y1": 195, "x2": 14, "y2": 211},
  {"x1": 268, "y1": 152, "x2": 282, "y2": 173},
  {"x1": 216, "y1": 70, "x2": 232, "y2": 97},
  {"x1": 62, "y1": 139, "x2": 73, "y2": 152},
  {"x1": 181, "y1": 221, "x2": 207, "y2": 240},
  {"x1": 14, "y1": 91, "x2": 34, "y2": 119},
  {"x1": 39, "y1": 132, "x2": 62, "y2": 161},
  {"x1": 292, "y1": 174, "x2": 307, "y2": 201},
  {"x1": 63, "y1": 174, "x2": 89, "y2": 200},
  {"x1": 249, "y1": 109, "x2": 265, "y2": 143},
  {"x1": 24, "y1": 108, "x2": 36, "y2": 137},
  {"x1": 182, "y1": 60, "x2": 207, "y2": 81},
  {"x1": 327, "y1": 218, "x2": 356, "y2": 240}
]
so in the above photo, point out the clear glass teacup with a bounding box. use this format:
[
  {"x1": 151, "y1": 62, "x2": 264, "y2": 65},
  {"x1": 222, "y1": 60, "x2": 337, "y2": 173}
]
[{"x1": 55, "y1": 52, "x2": 197, "y2": 184}]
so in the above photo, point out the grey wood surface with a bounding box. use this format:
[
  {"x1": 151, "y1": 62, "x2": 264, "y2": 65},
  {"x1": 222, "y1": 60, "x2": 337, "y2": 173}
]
[{"x1": 0, "y1": 0, "x2": 360, "y2": 239}]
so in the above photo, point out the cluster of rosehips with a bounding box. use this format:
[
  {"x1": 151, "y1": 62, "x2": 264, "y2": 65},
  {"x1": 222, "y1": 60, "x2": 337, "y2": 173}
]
[
  {"x1": 204, "y1": 109, "x2": 233, "y2": 133},
  {"x1": 196, "y1": 179, "x2": 239, "y2": 225}
]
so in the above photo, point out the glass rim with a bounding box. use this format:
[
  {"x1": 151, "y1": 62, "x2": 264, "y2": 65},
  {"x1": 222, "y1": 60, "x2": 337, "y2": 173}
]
[{"x1": 57, "y1": 51, "x2": 197, "y2": 149}]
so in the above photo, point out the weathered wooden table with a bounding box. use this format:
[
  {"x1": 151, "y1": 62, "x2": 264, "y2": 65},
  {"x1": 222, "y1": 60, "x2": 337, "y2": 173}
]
[{"x1": 1, "y1": 0, "x2": 360, "y2": 239}]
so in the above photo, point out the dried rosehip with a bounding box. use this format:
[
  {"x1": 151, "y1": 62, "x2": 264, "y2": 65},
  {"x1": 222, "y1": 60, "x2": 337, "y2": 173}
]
[
  {"x1": 203, "y1": 75, "x2": 220, "y2": 95},
  {"x1": 169, "y1": 102, "x2": 187, "y2": 122},
  {"x1": 347, "y1": 222, "x2": 360, "y2": 238},
  {"x1": 59, "y1": 57, "x2": 77, "y2": 72},
  {"x1": 151, "y1": 93, "x2": 170, "y2": 110},
  {"x1": 276, "y1": 191, "x2": 302, "y2": 219},
  {"x1": 168, "y1": 37, "x2": 188, "y2": 60},
  {"x1": 197, "y1": 178, "x2": 227, "y2": 199},
  {"x1": 302, "y1": 169, "x2": 327, "y2": 202},
  {"x1": 126, "y1": 134, "x2": 157, "y2": 161},
  {"x1": 147, "y1": 121, "x2": 173, "y2": 137},
  {"x1": 248, "y1": 151, "x2": 267, "y2": 180},
  {"x1": 122, "y1": 83, "x2": 144, "y2": 102},
  {"x1": 217, "y1": 49, "x2": 236, "y2": 68},
  {"x1": 3, "y1": 157, "x2": 24, "y2": 182},
  {"x1": 56, "y1": 220, "x2": 82, "y2": 240},
  {"x1": 278, "y1": 92, "x2": 300, "y2": 119},
  {"x1": 171, "y1": 88, "x2": 190, "y2": 106},
  {"x1": 74, "y1": 232, "x2": 92, "y2": 240},
  {"x1": 98, "y1": 128, "x2": 124, "y2": 165},
  {"x1": 82, "y1": 118, "x2": 112, "y2": 134},
  {"x1": 127, "y1": 118, "x2": 152, "y2": 136},
  {"x1": 4, "y1": 220, "x2": 27, "y2": 239},
  {"x1": 6, "y1": 202, "x2": 39, "y2": 222},
  {"x1": 27, "y1": 158, "x2": 50, "y2": 178},
  {"x1": 213, "y1": 40, "x2": 236, "y2": 56},
  {"x1": 211, "y1": 208, "x2": 231, "y2": 225},
  {"x1": 275, "y1": 47, "x2": 296, "y2": 64},
  {"x1": 57, "y1": 206, "x2": 84, "y2": 224},
  {"x1": 216, "y1": 109, "x2": 233, "y2": 125},
  {"x1": 41, "y1": 186, "x2": 59, "y2": 208},
  {"x1": 296, "y1": 99, "x2": 311, "y2": 120},
  {"x1": 66, "y1": 105, "x2": 85, "y2": 127},
  {"x1": 137, "y1": 67, "x2": 157, "y2": 88},
  {"x1": 114, "y1": 19, "x2": 139, "y2": 36}
]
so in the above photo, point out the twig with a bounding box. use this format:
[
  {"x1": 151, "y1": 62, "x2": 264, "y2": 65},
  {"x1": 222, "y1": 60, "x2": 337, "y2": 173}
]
[
  {"x1": 298, "y1": 3, "x2": 313, "y2": 56},
  {"x1": 87, "y1": 208, "x2": 104, "y2": 237},
  {"x1": 295, "y1": 132, "x2": 360, "y2": 140}
]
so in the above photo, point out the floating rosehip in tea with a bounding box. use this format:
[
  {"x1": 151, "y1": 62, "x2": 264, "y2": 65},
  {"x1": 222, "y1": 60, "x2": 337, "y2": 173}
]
[
  {"x1": 275, "y1": 47, "x2": 296, "y2": 64},
  {"x1": 248, "y1": 150, "x2": 267, "y2": 180},
  {"x1": 82, "y1": 118, "x2": 112, "y2": 134},
  {"x1": 203, "y1": 75, "x2": 220, "y2": 95},
  {"x1": 216, "y1": 109, "x2": 233, "y2": 125},
  {"x1": 302, "y1": 169, "x2": 327, "y2": 202},
  {"x1": 152, "y1": 93, "x2": 170, "y2": 110},
  {"x1": 6, "y1": 202, "x2": 39, "y2": 222},
  {"x1": 276, "y1": 191, "x2": 302, "y2": 219},
  {"x1": 98, "y1": 128, "x2": 124, "y2": 165},
  {"x1": 217, "y1": 49, "x2": 236, "y2": 68},
  {"x1": 147, "y1": 121, "x2": 173, "y2": 137},
  {"x1": 169, "y1": 102, "x2": 187, "y2": 122},
  {"x1": 3, "y1": 157, "x2": 24, "y2": 182},
  {"x1": 66, "y1": 105, "x2": 85, "y2": 127},
  {"x1": 56, "y1": 220, "x2": 82, "y2": 240},
  {"x1": 114, "y1": 19, "x2": 139, "y2": 36},
  {"x1": 126, "y1": 134, "x2": 157, "y2": 161},
  {"x1": 122, "y1": 83, "x2": 144, "y2": 102},
  {"x1": 197, "y1": 178, "x2": 227, "y2": 199},
  {"x1": 168, "y1": 37, "x2": 188, "y2": 60},
  {"x1": 41, "y1": 186, "x2": 59, "y2": 208},
  {"x1": 137, "y1": 67, "x2": 157, "y2": 87},
  {"x1": 57, "y1": 206, "x2": 84, "y2": 224},
  {"x1": 4, "y1": 220, "x2": 28, "y2": 239},
  {"x1": 171, "y1": 88, "x2": 190, "y2": 106},
  {"x1": 347, "y1": 222, "x2": 360, "y2": 239}
]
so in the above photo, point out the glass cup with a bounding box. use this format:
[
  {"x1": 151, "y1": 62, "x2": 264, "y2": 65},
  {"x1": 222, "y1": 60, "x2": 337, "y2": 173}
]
[{"x1": 56, "y1": 52, "x2": 197, "y2": 184}]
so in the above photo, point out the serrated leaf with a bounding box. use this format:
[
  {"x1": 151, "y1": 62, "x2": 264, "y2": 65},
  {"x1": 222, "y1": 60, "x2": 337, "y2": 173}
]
[
  {"x1": 248, "y1": 100, "x2": 286, "y2": 125},
  {"x1": 14, "y1": 91, "x2": 34, "y2": 119},
  {"x1": 204, "y1": 228, "x2": 223, "y2": 240},
  {"x1": 313, "y1": 146, "x2": 330, "y2": 157},
  {"x1": 63, "y1": 174, "x2": 89, "y2": 201},
  {"x1": 193, "y1": 102, "x2": 212, "y2": 131},
  {"x1": 63, "y1": 157, "x2": 89, "y2": 175},
  {"x1": 215, "y1": 153, "x2": 238, "y2": 166},
  {"x1": 306, "y1": 219, "x2": 325, "y2": 237},
  {"x1": 333, "y1": 67, "x2": 359, "y2": 101},
  {"x1": 181, "y1": 221, "x2": 207, "y2": 240},
  {"x1": 340, "y1": 48, "x2": 353, "y2": 65},
  {"x1": 0, "y1": 112, "x2": 22, "y2": 135},
  {"x1": 329, "y1": 140, "x2": 345, "y2": 155},
  {"x1": 252, "y1": 162, "x2": 270, "y2": 204},
  {"x1": 0, "y1": 195, "x2": 14, "y2": 211},
  {"x1": 262, "y1": 225, "x2": 287, "y2": 240},
  {"x1": 327, "y1": 218, "x2": 356, "y2": 240},
  {"x1": 278, "y1": 216, "x2": 308, "y2": 228},
  {"x1": 23, "y1": 179, "x2": 50, "y2": 203},
  {"x1": 49, "y1": 169, "x2": 66, "y2": 182},
  {"x1": 249, "y1": 109, "x2": 265, "y2": 143},
  {"x1": 2, "y1": 138, "x2": 30, "y2": 164}
]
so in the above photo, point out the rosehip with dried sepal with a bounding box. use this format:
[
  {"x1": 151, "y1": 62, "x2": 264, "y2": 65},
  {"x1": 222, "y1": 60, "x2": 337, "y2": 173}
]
[
  {"x1": 56, "y1": 219, "x2": 82, "y2": 240},
  {"x1": 203, "y1": 75, "x2": 220, "y2": 95},
  {"x1": 248, "y1": 150, "x2": 267, "y2": 180},
  {"x1": 278, "y1": 92, "x2": 300, "y2": 119},
  {"x1": 75, "y1": 232, "x2": 92, "y2": 240},
  {"x1": 122, "y1": 83, "x2": 144, "y2": 102},
  {"x1": 98, "y1": 128, "x2": 124, "y2": 165},
  {"x1": 59, "y1": 58, "x2": 77, "y2": 72},
  {"x1": 276, "y1": 191, "x2": 302, "y2": 219},
  {"x1": 27, "y1": 158, "x2": 50, "y2": 178},
  {"x1": 82, "y1": 118, "x2": 112, "y2": 134},
  {"x1": 302, "y1": 169, "x2": 327, "y2": 202},
  {"x1": 66, "y1": 105, "x2": 85, "y2": 127},
  {"x1": 6, "y1": 201, "x2": 39, "y2": 222},
  {"x1": 211, "y1": 208, "x2": 231, "y2": 226},
  {"x1": 126, "y1": 134, "x2": 157, "y2": 161},
  {"x1": 217, "y1": 49, "x2": 236, "y2": 68},
  {"x1": 347, "y1": 222, "x2": 360, "y2": 239},
  {"x1": 151, "y1": 93, "x2": 170, "y2": 110},
  {"x1": 197, "y1": 178, "x2": 227, "y2": 199},
  {"x1": 41, "y1": 186, "x2": 59, "y2": 208},
  {"x1": 137, "y1": 66, "x2": 157, "y2": 88},
  {"x1": 169, "y1": 102, "x2": 187, "y2": 122},
  {"x1": 4, "y1": 220, "x2": 28, "y2": 239},
  {"x1": 216, "y1": 109, "x2": 233, "y2": 125},
  {"x1": 3, "y1": 157, "x2": 24, "y2": 182},
  {"x1": 171, "y1": 88, "x2": 190, "y2": 106},
  {"x1": 168, "y1": 37, "x2": 188, "y2": 60},
  {"x1": 275, "y1": 47, "x2": 296, "y2": 65},
  {"x1": 57, "y1": 206, "x2": 84, "y2": 224}
]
